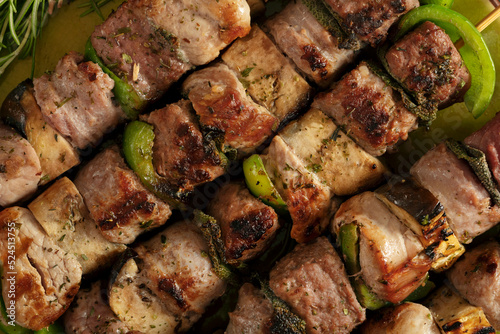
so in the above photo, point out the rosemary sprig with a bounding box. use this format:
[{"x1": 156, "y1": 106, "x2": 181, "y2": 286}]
[
  {"x1": 0, "y1": 0, "x2": 54, "y2": 78},
  {"x1": 78, "y1": 0, "x2": 113, "y2": 20}
]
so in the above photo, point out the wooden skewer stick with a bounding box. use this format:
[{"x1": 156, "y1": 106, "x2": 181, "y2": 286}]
[{"x1": 455, "y1": 5, "x2": 500, "y2": 48}]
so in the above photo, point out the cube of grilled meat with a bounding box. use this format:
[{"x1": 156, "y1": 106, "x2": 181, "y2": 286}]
[
  {"x1": 109, "y1": 221, "x2": 226, "y2": 333},
  {"x1": 361, "y1": 302, "x2": 441, "y2": 334},
  {"x1": 264, "y1": 0, "x2": 359, "y2": 88},
  {"x1": 222, "y1": 25, "x2": 312, "y2": 123},
  {"x1": 1, "y1": 81, "x2": 80, "y2": 185},
  {"x1": 91, "y1": 1, "x2": 193, "y2": 101},
  {"x1": 322, "y1": 0, "x2": 419, "y2": 47},
  {"x1": 426, "y1": 286, "x2": 496, "y2": 334},
  {"x1": 28, "y1": 177, "x2": 127, "y2": 275},
  {"x1": 262, "y1": 135, "x2": 336, "y2": 243},
  {"x1": 136, "y1": 0, "x2": 250, "y2": 66},
  {"x1": 332, "y1": 192, "x2": 432, "y2": 303},
  {"x1": 279, "y1": 108, "x2": 388, "y2": 196},
  {"x1": 0, "y1": 207, "x2": 82, "y2": 330},
  {"x1": 182, "y1": 63, "x2": 279, "y2": 157},
  {"x1": 207, "y1": 182, "x2": 279, "y2": 263},
  {"x1": 33, "y1": 52, "x2": 126, "y2": 150},
  {"x1": 141, "y1": 100, "x2": 226, "y2": 193},
  {"x1": 312, "y1": 61, "x2": 418, "y2": 156},
  {"x1": 375, "y1": 178, "x2": 465, "y2": 272},
  {"x1": 64, "y1": 281, "x2": 139, "y2": 334},
  {"x1": 226, "y1": 283, "x2": 273, "y2": 334},
  {"x1": 269, "y1": 237, "x2": 365, "y2": 333},
  {"x1": 385, "y1": 21, "x2": 470, "y2": 110},
  {"x1": 446, "y1": 240, "x2": 500, "y2": 328},
  {"x1": 0, "y1": 123, "x2": 41, "y2": 207},
  {"x1": 411, "y1": 143, "x2": 500, "y2": 243},
  {"x1": 74, "y1": 146, "x2": 171, "y2": 244},
  {"x1": 465, "y1": 111, "x2": 500, "y2": 186}
]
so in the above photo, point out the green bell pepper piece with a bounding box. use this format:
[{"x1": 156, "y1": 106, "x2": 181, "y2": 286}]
[
  {"x1": 394, "y1": 4, "x2": 495, "y2": 118},
  {"x1": 243, "y1": 154, "x2": 287, "y2": 214},
  {"x1": 419, "y1": 0, "x2": 454, "y2": 8},
  {"x1": 84, "y1": 39, "x2": 145, "y2": 119},
  {"x1": 122, "y1": 120, "x2": 184, "y2": 203},
  {"x1": 338, "y1": 223, "x2": 387, "y2": 310}
]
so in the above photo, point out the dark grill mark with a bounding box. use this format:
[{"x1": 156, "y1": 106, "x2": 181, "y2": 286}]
[
  {"x1": 97, "y1": 189, "x2": 155, "y2": 231},
  {"x1": 442, "y1": 321, "x2": 462, "y2": 331},
  {"x1": 158, "y1": 278, "x2": 187, "y2": 310},
  {"x1": 301, "y1": 45, "x2": 328, "y2": 78}
]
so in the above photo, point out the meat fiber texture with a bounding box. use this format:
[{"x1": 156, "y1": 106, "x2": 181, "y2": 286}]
[
  {"x1": 385, "y1": 21, "x2": 470, "y2": 109},
  {"x1": 64, "y1": 281, "x2": 138, "y2": 334},
  {"x1": 33, "y1": 52, "x2": 125, "y2": 150},
  {"x1": 74, "y1": 145, "x2": 171, "y2": 244},
  {"x1": 207, "y1": 182, "x2": 279, "y2": 262},
  {"x1": 269, "y1": 237, "x2": 365, "y2": 333},
  {"x1": 141, "y1": 100, "x2": 226, "y2": 193},
  {"x1": 226, "y1": 283, "x2": 273, "y2": 334},
  {"x1": 312, "y1": 61, "x2": 418, "y2": 156},
  {"x1": 447, "y1": 240, "x2": 500, "y2": 328},
  {"x1": 360, "y1": 302, "x2": 441, "y2": 334},
  {"x1": 322, "y1": 0, "x2": 420, "y2": 47},
  {"x1": 411, "y1": 143, "x2": 500, "y2": 243},
  {"x1": 264, "y1": 0, "x2": 358, "y2": 88},
  {"x1": 465, "y1": 111, "x2": 500, "y2": 186},
  {"x1": 0, "y1": 124, "x2": 41, "y2": 207},
  {"x1": 183, "y1": 63, "x2": 278, "y2": 157},
  {"x1": 0, "y1": 207, "x2": 82, "y2": 330}
]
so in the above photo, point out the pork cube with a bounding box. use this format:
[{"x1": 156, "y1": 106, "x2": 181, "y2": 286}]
[
  {"x1": 385, "y1": 21, "x2": 470, "y2": 109},
  {"x1": 0, "y1": 123, "x2": 41, "y2": 207},
  {"x1": 322, "y1": 0, "x2": 419, "y2": 46},
  {"x1": 74, "y1": 146, "x2": 171, "y2": 244},
  {"x1": 312, "y1": 61, "x2": 418, "y2": 156},
  {"x1": 33, "y1": 52, "x2": 125, "y2": 150},
  {"x1": 222, "y1": 25, "x2": 312, "y2": 123},
  {"x1": 182, "y1": 63, "x2": 278, "y2": 157},
  {"x1": 141, "y1": 100, "x2": 226, "y2": 193},
  {"x1": 264, "y1": 0, "x2": 359, "y2": 88},
  {"x1": 269, "y1": 237, "x2": 365, "y2": 333},
  {"x1": 207, "y1": 182, "x2": 280, "y2": 263}
]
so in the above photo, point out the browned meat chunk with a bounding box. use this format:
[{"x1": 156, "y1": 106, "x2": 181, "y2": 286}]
[
  {"x1": 332, "y1": 192, "x2": 431, "y2": 303},
  {"x1": 135, "y1": 0, "x2": 251, "y2": 66},
  {"x1": 91, "y1": 1, "x2": 193, "y2": 101},
  {"x1": 385, "y1": 21, "x2": 470, "y2": 109},
  {"x1": 207, "y1": 182, "x2": 280, "y2": 262},
  {"x1": 222, "y1": 25, "x2": 312, "y2": 123},
  {"x1": 0, "y1": 124, "x2": 41, "y2": 207},
  {"x1": 0, "y1": 207, "x2": 82, "y2": 330},
  {"x1": 447, "y1": 240, "x2": 500, "y2": 328},
  {"x1": 411, "y1": 143, "x2": 500, "y2": 243},
  {"x1": 74, "y1": 146, "x2": 171, "y2": 244},
  {"x1": 269, "y1": 237, "x2": 365, "y2": 333},
  {"x1": 465, "y1": 112, "x2": 500, "y2": 186},
  {"x1": 262, "y1": 135, "x2": 335, "y2": 243},
  {"x1": 312, "y1": 61, "x2": 418, "y2": 156},
  {"x1": 361, "y1": 302, "x2": 441, "y2": 334},
  {"x1": 323, "y1": 0, "x2": 419, "y2": 46},
  {"x1": 64, "y1": 281, "x2": 138, "y2": 334},
  {"x1": 264, "y1": 0, "x2": 358, "y2": 88},
  {"x1": 226, "y1": 283, "x2": 273, "y2": 334},
  {"x1": 182, "y1": 63, "x2": 279, "y2": 157},
  {"x1": 28, "y1": 177, "x2": 127, "y2": 275},
  {"x1": 279, "y1": 108, "x2": 388, "y2": 196},
  {"x1": 141, "y1": 100, "x2": 226, "y2": 193},
  {"x1": 109, "y1": 220, "x2": 226, "y2": 333},
  {"x1": 33, "y1": 52, "x2": 125, "y2": 149}
]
